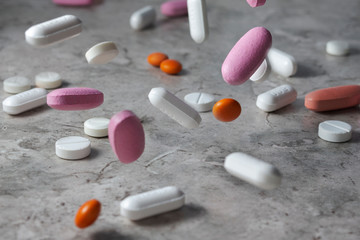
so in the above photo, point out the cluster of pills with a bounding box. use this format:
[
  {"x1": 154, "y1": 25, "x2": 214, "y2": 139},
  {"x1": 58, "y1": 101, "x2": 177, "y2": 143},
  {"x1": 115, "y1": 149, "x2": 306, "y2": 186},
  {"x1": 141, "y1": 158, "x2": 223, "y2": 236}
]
[{"x1": 147, "y1": 52, "x2": 183, "y2": 75}]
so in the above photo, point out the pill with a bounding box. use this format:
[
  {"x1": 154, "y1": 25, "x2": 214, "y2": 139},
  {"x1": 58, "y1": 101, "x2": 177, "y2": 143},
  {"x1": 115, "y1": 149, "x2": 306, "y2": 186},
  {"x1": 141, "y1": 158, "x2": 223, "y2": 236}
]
[
  {"x1": 249, "y1": 59, "x2": 270, "y2": 82},
  {"x1": 148, "y1": 87, "x2": 201, "y2": 129},
  {"x1": 75, "y1": 199, "x2": 101, "y2": 229},
  {"x1": 120, "y1": 186, "x2": 185, "y2": 221},
  {"x1": 85, "y1": 41, "x2": 119, "y2": 65},
  {"x1": 25, "y1": 15, "x2": 82, "y2": 47},
  {"x1": 53, "y1": 0, "x2": 92, "y2": 6},
  {"x1": 326, "y1": 40, "x2": 350, "y2": 56},
  {"x1": 305, "y1": 85, "x2": 360, "y2": 112},
  {"x1": 224, "y1": 152, "x2": 282, "y2": 190},
  {"x1": 222, "y1": 27, "x2": 272, "y2": 85},
  {"x1": 130, "y1": 6, "x2": 156, "y2": 31},
  {"x1": 212, "y1": 98, "x2": 241, "y2": 122},
  {"x1": 47, "y1": 87, "x2": 104, "y2": 111},
  {"x1": 187, "y1": 0, "x2": 209, "y2": 44},
  {"x1": 267, "y1": 48, "x2": 297, "y2": 77},
  {"x1": 246, "y1": 0, "x2": 266, "y2": 7},
  {"x1": 35, "y1": 72, "x2": 62, "y2": 89},
  {"x1": 147, "y1": 52, "x2": 169, "y2": 67},
  {"x1": 160, "y1": 59, "x2": 182, "y2": 75},
  {"x1": 2, "y1": 88, "x2": 47, "y2": 115},
  {"x1": 55, "y1": 136, "x2": 91, "y2": 160},
  {"x1": 318, "y1": 120, "x2": 352, "y2": 143},
  {"x1": 256, "y1": 84, "x2": 297, "y2": 112},
  {"x1": 184, "y1": 92, "x2": 215, "y2": 112},
  {"x1": 3, "y1": 76, "x2": 31, "y2": 94},
  {"x1": 161, "y1": 0, "x2": 188, "y2": 17},
  {"x1": 108, "y1": 110, "x2": 145, "y2": 164},
  {"x1": 84, "y1": 117, "x2": 110, "y2": 138}
]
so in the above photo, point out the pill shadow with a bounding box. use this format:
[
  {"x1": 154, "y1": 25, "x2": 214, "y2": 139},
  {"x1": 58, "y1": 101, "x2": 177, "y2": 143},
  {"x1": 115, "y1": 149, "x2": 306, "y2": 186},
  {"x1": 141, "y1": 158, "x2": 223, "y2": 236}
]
[
  {"x1": 350, "y1": 130, "x2": 360, "y2": 143},
  {"x1": 9, "y1": 104, "x2": 51, "y2": 118},
  {"x1": 85, "y1": 147, "x2": 102, "y2": 161},
  {"x1": 91, "y1": 230, "x2": 135, "y2": 240},
  {"x1": 270, "y1": 98, "x2": 304, "y2": 115},
  {"x1": 294, "y1": 63, "x2": 324, "y2": 78},
  {"x1": 316, "y1": 106, "x2": 360, "y2": 116}
]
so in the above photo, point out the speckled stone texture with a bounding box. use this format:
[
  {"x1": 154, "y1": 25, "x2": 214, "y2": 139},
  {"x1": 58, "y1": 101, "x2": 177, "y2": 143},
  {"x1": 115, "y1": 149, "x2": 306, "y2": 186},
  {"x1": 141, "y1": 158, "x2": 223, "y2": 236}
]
[{"x1": 0, "y1": 0, "x2": 359, "y2": 239}]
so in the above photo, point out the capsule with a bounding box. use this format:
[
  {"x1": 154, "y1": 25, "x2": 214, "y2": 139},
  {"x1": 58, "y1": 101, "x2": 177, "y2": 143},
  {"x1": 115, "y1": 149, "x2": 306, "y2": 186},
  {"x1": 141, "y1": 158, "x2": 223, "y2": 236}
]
[
  {"x1": 256, "y1": 84, "x2": 297, "y2": 112},
  {"x1": 187, "y1": 0, "x2": 209, "y2": 43},
  {"x1": 130, "y1": 6, "x2": 156, "y2": 31},
  {"x1": 267, "y1": 48, "x2": 297, "y2": 77}
]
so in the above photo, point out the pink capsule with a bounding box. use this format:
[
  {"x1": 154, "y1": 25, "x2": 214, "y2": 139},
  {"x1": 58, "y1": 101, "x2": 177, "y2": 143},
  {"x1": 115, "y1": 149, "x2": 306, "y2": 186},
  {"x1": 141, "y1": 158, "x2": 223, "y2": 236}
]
[
  {"x1": 246, "y1": 0, "x2": 266, "y2": 8},
  {"x1": 53, "y1": 0, "x2": 92, "y2": 6},
  {"x1": 161, "y1": 0, "x2": 188, "y2": 17},
  {"x1": 222, "y1": 27, "x2": 272, "y2": 85}
]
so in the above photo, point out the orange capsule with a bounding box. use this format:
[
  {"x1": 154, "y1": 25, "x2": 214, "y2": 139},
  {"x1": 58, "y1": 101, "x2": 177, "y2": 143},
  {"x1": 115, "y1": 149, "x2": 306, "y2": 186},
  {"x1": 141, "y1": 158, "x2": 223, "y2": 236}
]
[
  {"x1": 212, "y1": 98, "x2": 241, "y2": 122},
  {"x1": 147, "y1": 52, "x2": 169, "y2": 67},
  {"x1": 160, "y1": 59, "x2": 182, "y2": 75},
  {"x1": 74, "y1": 199, "x2": 101, "y2": 229}
]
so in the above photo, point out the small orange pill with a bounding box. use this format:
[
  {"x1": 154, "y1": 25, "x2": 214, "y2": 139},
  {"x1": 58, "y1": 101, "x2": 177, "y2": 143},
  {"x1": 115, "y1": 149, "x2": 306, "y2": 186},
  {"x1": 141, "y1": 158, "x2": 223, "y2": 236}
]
[
  {"x1": 160, "y1": 59, "x2": 182, "y2": 75},
  {"x1": 74, "y1": 199, "x2": 101, "y2": 229},
  {"x1": 212, "y1": 98, "x2": 241, "y2": 122},
  {"x1": 147, "y1": 52, "x2": 169, "y2": 67}
]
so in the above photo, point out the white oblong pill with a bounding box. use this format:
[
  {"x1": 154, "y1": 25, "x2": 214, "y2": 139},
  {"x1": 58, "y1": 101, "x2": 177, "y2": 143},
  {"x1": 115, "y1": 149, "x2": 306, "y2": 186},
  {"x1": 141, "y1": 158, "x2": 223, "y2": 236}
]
[
  {"x1": 326, "y1": 40, "x2": 350, "y2": 56},
  {"x1": 224, "y1": 152, "x2": 282, "y2": 190},
  {"x1": 35, "y1": 72, "x2": 62, "y2": 89},
  {"x1": 249, "y1": 59, "x2": 270, "y2": 82},
  {"x1": 2, "y1": 88, "x2": 47, "y2": 115},
  {"x1": 85, "y1": 41, "x2": 119, "y2": 65},
  {"x1": 267, "y1": 48, "x2": 297, "y2": 77},
  {"x1": 148, "y1": 87, "x2": 202, "y2": 129},
  {"x1": 187, "y1": 0, "x2": 209, "y2": 44},
  {"x1": 84, "y1": 117, "x2": 110, "y2": 138},
  {"x1": 3, "y1": 76, "x2": 31, "y2": 94},
  {"x1": 184, "y1": 92, "x2": 215, "y2": 112},
  {"x1": 318, "y1": 120, "x2": 352, "y2": 143},
  {"x1": 55, "y1": 136, "x2": 91, "y2": 160},
  {"x1": 25, "y1": 15, "x2": 82, "y2": 47},
  {"x1": 130, "y1": 6, "x2": 156, "y2": 31},
  {"x1": 256, "y1": 84, "x2": 297, "y2": 112},
  {"x1": 120, "y1": 186, "x2": 185, "y2": 221}
]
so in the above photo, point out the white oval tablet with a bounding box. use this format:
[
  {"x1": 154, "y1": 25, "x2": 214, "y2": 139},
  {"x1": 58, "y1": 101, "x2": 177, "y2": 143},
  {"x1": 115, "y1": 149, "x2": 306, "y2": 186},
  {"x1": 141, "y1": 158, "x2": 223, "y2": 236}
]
[
  {"x1": 326, "y1": 40, "x2": 350, "y2": 56},
  {"x1": 256, "y1": 84, "x2": 297, "y2": 112},
  {"x1": 3, "y1": 76, "x2": 31, "y2": 94},
  {"x1": 35, "y1": 72, "x2": 62, "y2": 89},
  {"x1": 25, "y1": 15, "x2": 82, "y2": 47},
  {"x1": 120, "y1": 186, "x2": 185, "y2": 221},
  {"x1": 148, "y1": 87, "x2": 202, "y2": 129},
  {"x1": 184, "y1": 92, "x2": 215, "y2": 112},
  {"x1": 84, "y1": 117, "x2": 110, "y2": 137},
  {"x1": 318, "y1": 120, "x2": 352, "y2": 143},
  {"x1": 187, "y1": 0, "x2": 209, "y2": 43},
  {"x1": 130, "y1": 6, "x2": 156, "y2": 31},
  {"x1": 250, "y1": 59, "x2": 270, "y2": 82},
  {"x1": 2, "y1": 88, "x2": 47, "y2": 115},
  {"x1": 224, "y1": 152, "x2": 282, "y2": 190},
  {"x1": 267, "y1": 48, "x2": 297, "y2": 77},
  {"x1": 85, "y1": 41, "x2": 119, "y2": 64},
  {"x1": 55, "y1": 136, "x2": 91, "y2": 160}
]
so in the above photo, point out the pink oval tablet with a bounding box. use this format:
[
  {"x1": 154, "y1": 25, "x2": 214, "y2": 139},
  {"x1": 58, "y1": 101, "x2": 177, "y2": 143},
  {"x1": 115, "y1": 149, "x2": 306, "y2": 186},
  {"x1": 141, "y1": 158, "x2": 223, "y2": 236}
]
[
  {"x1": 108, "y1": 110, "x2": 145, "y2": 164},
  {"x1": 222, "y1": 27, "x2": 272, "y2": 85},
  {"x1": 53, "y1": 0, "x2": 92, "y2": 6},
  {"x1": 247, "y1": 0, "x2": 266, "y2": 8},
  {"x1": 47, "y1": 87, "x2": 103, "y2": 110},
  {"x1": 161, "y1": 0, "x2": 188, "y2": 17}
]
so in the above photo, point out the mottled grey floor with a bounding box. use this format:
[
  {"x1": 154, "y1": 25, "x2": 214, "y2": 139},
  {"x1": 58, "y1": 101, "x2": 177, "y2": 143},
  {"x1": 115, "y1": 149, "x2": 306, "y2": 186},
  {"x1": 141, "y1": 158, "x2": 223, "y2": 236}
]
[{"x1": 0, "y1": 0, "x2": 359, "y2": 239}]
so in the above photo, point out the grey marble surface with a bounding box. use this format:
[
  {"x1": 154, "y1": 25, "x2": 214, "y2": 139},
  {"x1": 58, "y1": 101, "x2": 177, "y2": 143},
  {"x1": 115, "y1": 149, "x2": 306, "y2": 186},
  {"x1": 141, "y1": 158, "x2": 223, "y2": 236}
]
[{"x1": 0, "y1": 0, "x2": 360, "y2": 239}]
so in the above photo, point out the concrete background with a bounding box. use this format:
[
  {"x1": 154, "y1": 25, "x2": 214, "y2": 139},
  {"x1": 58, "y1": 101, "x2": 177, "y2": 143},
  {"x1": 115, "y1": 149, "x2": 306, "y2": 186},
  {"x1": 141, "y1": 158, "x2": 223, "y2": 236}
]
[{"x1": 0, "y1": 0, "x2": 359, "y2": 239}]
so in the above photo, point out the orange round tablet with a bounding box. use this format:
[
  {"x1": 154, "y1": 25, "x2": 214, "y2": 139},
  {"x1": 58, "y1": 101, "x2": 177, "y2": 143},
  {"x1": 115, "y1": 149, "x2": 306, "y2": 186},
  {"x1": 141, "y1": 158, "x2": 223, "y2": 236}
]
[
  {"x1": 147, "y1": 52, "x2": 168, "y2": 67},
  {"x1": 160, "y1": 59, "x2": 182, "y2": 75},
  {"x1": 74, "y1": 199, "x2": 101, "y2": 229},
  {"x1": 212, "y1": 98, "x2": 241, "y2": 122}
]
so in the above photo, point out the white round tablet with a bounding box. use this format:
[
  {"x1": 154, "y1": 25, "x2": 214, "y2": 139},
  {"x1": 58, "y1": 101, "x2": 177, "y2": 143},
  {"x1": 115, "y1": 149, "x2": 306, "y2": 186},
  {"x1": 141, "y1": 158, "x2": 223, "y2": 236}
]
[
  {"x1": 84, "y1": 117, "x2": 110, "y2": 137},
  {"x1": 326, "y1": 40, "x2": 350, "y2": 56},
  {"x1": 35, "y1": 72, "x2": 62, "y2": 89},
  {"x1": 250, "y1": 59, "x2": 269, "y2": 82},
  {"x1": 85, "y1": 41, "x2": 119, "y2": 64},
  {"x1": 55, "y1": 136, "x2": 91, "y2": 160},
  {"x1": 318, "y1": 120, "x2": 352, "y2": 143},
  {"x1": 184, "y1": 92, "x2": 215, "y2": 112},
  {"x1": 3, "y1": 76, "x2": 31, "y2": 94}
]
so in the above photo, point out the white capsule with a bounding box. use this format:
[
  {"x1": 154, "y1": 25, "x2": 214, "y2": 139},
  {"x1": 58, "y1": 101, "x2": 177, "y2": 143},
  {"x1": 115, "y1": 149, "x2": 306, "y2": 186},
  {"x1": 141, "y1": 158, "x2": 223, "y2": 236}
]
[
  {"x1": 130, "y1": 6, "x2": 156, "y2": 31},
  {"x1": 224, "y1": 152, "x2": 282, "y2": 190},
  {"x1": 84, "y1": 117, "x2": 110, "y2": 138},
  {"x1": 184, "y1": 92, "x2": 215, "y2": 112},
  {"x1": 35, "y1": 72, "x2": 62, "y2": 89},
  {"x1": 55, "y1": 136, "x2": 91, "y2": 160},
  {"x1": 326, "y1": 40, "x2": 350, "y2": 56},
  {"x1": 25, "y1": 15, "x2": 82, "y2": 47},
  {"x1": 85, "y1": 41, "x2": 119, "y2": 64},
  {"x1": 3, "y1": 76, "x2": 31, "y2": 94},
  {"x1": 187, "y1": 0, "x2": 209, "y2": 43},
  {"x1": 267, "y1": 48, "x2": 297, "y2": 77},
  {"x1": 148, "y1": 87, "x2": 201, "y2": 129},
  {"x1": 2, "y1": 88, "x2": 47, "y2": 115},
  {"x1": 250, "y1": 59, "x2": 270, "y2": 82},
  {"x1": 256, "y1": 84, "x2": 297, "y2": 112},
  {"x1": 120, "y1": 186, "x2": 185, "y2": 221},
  {"x1": 318, "y1": 120, "x2": 352, "y2": 143}
]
